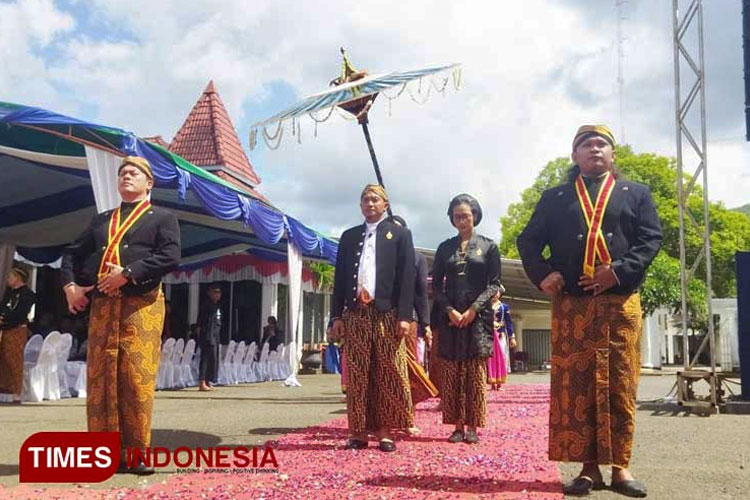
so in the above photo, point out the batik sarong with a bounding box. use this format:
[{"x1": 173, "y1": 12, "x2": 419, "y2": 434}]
[
  {"x1": 549, "y1": 293, "x2": 642, "y2": 467},
  {"x1": 87, "y1": 288, "x2": 164, "y2": 451},
  {"x1": 0, "y1": 325, "x2": 28, "y2": 395},
  {"x1": 342, "y1": 304, "x2": 413, "y2": 433}
]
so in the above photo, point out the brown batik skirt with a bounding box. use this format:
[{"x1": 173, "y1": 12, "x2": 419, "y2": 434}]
[
  {"x1": 87, "y1": 288, "x2": 164, "y2": 450},
  {"x1": 342, "y1": 305, "x2": 413, "y2": 433},
  {"x1": 0, "y1": 325, "x2": 28, "y2": 395},
  {"x1": 549, "y1": 293, "x2": 642, "y2": 467},
  {"x1": 441, "y1": 357, "x2": 487, "y2": 428}
]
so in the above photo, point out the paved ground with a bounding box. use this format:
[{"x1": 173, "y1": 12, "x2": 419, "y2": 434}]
[{"x1": 0, "y1": 372, "x2": 748, "y2": 498}]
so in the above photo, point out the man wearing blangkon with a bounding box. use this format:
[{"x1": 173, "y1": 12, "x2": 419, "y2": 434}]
[{"x1": 518, "y1": 125, "x2": 662, "y2": 498}]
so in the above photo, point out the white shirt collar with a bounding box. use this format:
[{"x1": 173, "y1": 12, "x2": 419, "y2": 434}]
[{"x1": 364, "y1": 213, "x2": 388, "y2": 234}]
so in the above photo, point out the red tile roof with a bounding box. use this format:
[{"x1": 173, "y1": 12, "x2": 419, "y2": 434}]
[
  {"x1": 170, "y1": 80, "x2": 261, "y2": 187},
  {"x1": 143, "y1": 135, "x2": 170, "y2": 148}
]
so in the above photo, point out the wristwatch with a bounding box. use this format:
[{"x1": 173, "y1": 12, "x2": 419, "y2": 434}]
[{"x1": 122, "y1": 266, "x2": 133, "y2": 282}]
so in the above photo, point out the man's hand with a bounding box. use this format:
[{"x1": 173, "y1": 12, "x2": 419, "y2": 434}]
[
  {"x1": 540, "y1": 272, "x2": 565, "y2": 298},
  {"x1": 448, "y1": 308, "x2": 463, "y2": 327},
  {"x1": 509, "y1": 337, "x2": 517, "y2": 349},
  {"x1": 64, "y1": 283, "x2": 94, "y2": 314},
  {"x1": 330, "y1": 319, "x2": 346, "y2": 341},
  {"x1": 423, "y1": 326, "x2": 433, "y2": 347},
  {"x1": 397, "y1": 320, "x2": 411, "y2": 338},
  {"x1": 459, "y1": 307, "x2": 477, "y2": 328},
  {"x1": 578, "y1": 265, "x2": 618, "y2": 296},
  {"x1": 97, "y1": 263, "x2": 129, "y2": 296}
]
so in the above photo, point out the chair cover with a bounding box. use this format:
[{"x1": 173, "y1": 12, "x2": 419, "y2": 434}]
[
  {"x1": 56, "y1": 334, "x2": 73, "y2": 397},
  {"x1": 23, "y1": 331, "x2": 62, "y2": 401},
  {"x1": 217, "y1": 340, "x2": 237, "y2": 385},
  {"x1": 177, "y1": 338, "x2": 196, "y2": 388},
  {"x1": 156, "y1": 337, "x2": 176, "y2": 390}
]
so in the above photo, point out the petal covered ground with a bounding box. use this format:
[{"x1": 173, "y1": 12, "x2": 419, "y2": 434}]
[{"x1": 4, "y1": 383, "x2": 562, "y2": 499}]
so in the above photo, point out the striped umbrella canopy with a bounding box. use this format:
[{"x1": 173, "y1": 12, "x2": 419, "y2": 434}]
[
  {"x1": 249, "y1": 51, "x2": 462, "y2": 213},
  {"x1": 249, "y1": 62, "x2": 462, "y2": 150}
]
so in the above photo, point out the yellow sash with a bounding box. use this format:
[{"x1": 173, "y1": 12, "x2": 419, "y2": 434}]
[
  {"x1": 97, "y1": 199, "x2": 151, "y2": 279},
  {"x1": 574, "y1": 172, "x2": 615, "y2": 278}
]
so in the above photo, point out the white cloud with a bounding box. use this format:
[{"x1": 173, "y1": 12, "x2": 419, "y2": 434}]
[
  {"x1": 0, "y1": 0, "x2": 747, "y2": 248},
  {"x1": 0, "y1": 0, "x2": 74, "y2": 107}
]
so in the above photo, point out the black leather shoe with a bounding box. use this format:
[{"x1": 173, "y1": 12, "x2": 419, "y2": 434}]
[
  {"x1": 378, "y1": 439, "x2": 396, "y2": 452},
  {"x1": 612, "y1": 479, "x2": 647, "y2": 498},
  {"x1": 117, "y1": 462, "x2": 155, "y2": 475},
  {"x1": 464, "y1": 430, "x2": 479, "y2": 444},
  {"x1": 344, "y1": 438, "x2": 368, "y2": 450},
  {"x1": 562, "y1": 476, "x2": 606, "y2": 496},
  {"x1": 448, "y1": 430, "x2": 464, "y2": 443},
  {"x1": 128, "y1": 462, "x2": 155, "y2": 475}
]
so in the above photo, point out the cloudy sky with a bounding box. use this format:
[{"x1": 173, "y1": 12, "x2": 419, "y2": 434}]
[{"x1": 1, "y1": 0, "x2": 747, "y2": 248}]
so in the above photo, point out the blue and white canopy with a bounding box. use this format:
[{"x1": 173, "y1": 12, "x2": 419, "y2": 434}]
[
  {"x1": 0, "y1": 102, "x2": 338, "y2": 266},
  {"x1": 249, "y1": 63, "x2": 462, "y2": 150}
]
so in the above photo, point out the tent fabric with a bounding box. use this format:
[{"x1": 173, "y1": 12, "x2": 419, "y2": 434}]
[
  {"x1": 84, "y1": 146, "x2": 124, "y2": 212},
  {"x1": 0, "y1": 101, "x2": 337, "y2": 265},
  {"x1": 285, "y1": 241, "x2": 304, "y2": 387}
]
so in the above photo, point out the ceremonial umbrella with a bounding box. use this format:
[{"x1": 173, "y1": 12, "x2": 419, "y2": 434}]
[{"x1": 249, "y1": 49, "x2": 462, "y2": 209}]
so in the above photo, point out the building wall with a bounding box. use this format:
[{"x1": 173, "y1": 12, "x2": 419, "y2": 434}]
[{"x1": 643, "y1": 299, "x2": 739, "y2": 371}]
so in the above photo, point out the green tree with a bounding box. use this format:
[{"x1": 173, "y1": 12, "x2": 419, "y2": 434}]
[
  {"x1": 307, "y1": 261, "x2": 334, "y2": 292},
  {"x1": 500, "y1": 146, "x2": 750, "y2": 327}
]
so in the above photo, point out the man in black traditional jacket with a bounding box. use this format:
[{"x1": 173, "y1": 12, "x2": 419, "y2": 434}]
[
  {"x1": 330, "y1": 184, "x2": 415, "y2": 453},
  {"x1": 0, "y1": 266, "x2": 36, "y2": 403},
  {"x1": 518, "y1": 125, "x2": 661, "y2": 498},
  {"x1": 62, "y1": 155, "x2": 180, "y2": 474}
]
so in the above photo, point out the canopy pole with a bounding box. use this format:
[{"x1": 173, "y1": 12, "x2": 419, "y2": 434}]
[{"x1": 359, "y1": 119, "x2": 393, "y2": 217}]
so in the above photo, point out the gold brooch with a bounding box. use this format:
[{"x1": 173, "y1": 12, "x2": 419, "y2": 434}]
[
  {"x1": 476, "y1": 248, "x2": 482, "y2": 256},
  {"x1": 386, "y1": 231, "x2": 393, "y2": 240}
]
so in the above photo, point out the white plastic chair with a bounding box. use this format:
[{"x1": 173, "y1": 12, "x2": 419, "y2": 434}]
[
  {"x1": 243, "y1": 342, "x2": 258, "y2": 383},
  {"x1": 23, "y1": 331, "x2": 62, "y2": 401},
  {"x1": 257, "y1": 343, "x2": 270, "y2": 381},
  {"x1": 169, "y1": 338, "x2": 185, "y2": 388},
  {"x1": 276, "y1": 344, "x2": 288, "y2": 379},
  {"x1": 268, "y1": 350, "x2": 281, "y2": 381},
  {"x1": 23, "y1": 334, "x2": 44, "y2": 364},
  {"x1": 65, "y1": 361, "x2": 87, "y2": 398},
  {"x1": 156, "y1": 338, "x2": 176, "y2": 390},
  {"x1": 56, "y1": 334, "x2": 73, "y2": 398},
  {"x1": 232, "y1": 342, "x2": 247, "y2": 384},
  {"x1": 268, "y1": 344, "x2": 283, "y2": 380},
  {"x1": 177, "y1": 339, "x2": 196, "y2": 387},
  {"x1": 217, "y1": 340, "x2": 236, "y2": 385}
]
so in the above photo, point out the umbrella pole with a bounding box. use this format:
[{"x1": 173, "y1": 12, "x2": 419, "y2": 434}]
[
  {"x1": 360, "y1": 121, "x2": 393, "y2": 216},
  {"x1": 360, "y1": 121, "x2": 385, "y2": 186}
]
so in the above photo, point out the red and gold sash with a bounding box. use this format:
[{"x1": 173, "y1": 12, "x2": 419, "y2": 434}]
[
  {"x1": 97, "y1": 199, "x2": 151, "y2": 279},
  {"x1": 574, "y1": 172, "x2": 615, "y2": 278}
]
